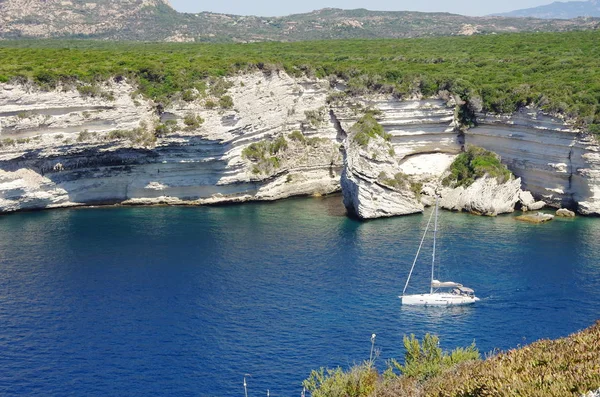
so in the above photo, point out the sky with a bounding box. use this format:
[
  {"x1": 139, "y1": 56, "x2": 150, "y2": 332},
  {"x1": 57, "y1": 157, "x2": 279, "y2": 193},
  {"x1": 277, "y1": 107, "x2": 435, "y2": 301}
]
[{"x1": 168, "y1": 0, "x2": 556, "y2": 17}]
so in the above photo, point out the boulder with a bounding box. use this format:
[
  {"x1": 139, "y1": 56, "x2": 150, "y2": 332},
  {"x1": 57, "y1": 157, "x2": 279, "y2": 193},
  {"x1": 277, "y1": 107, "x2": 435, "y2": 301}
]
[
  {"x1": 439, "y1": 176, "x2": 522, "y2": 216},
  {"x1": 516, "y1": 212, "x2": 555, "y2": 223},
  {"x1": 519, "y1": 190, "x2": 535, "y2": 207},
  {"x1": 556, "y1": 208, "x2": 576, "y2": 217},
  {"x1": 527, "y1": 200, "x2": 546, "y2": 211}
]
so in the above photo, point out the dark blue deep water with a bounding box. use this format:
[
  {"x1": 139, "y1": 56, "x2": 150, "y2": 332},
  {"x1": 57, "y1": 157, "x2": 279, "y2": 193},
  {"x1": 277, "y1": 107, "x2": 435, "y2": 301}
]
[{"x1": 0, "y1": 196, "x2": 599, "y2": 396}]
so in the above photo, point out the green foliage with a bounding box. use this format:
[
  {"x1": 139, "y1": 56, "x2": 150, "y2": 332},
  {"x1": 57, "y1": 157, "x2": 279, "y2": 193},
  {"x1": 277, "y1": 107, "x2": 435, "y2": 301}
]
[
  {"x1": 241, "y1": 136, "x2": 288, "y2": 174},
  {"x1": 204, "y1": 99, "x2": 217, "y2": 109},
  {"x1": 1, "y1": 31, "x2": 600, "y2": 129},
  {"x1": 302, "y1": 364, "x2": 378, "y2": 397},
  {"x1": 352, "y1": 113, "x2": 390, "y2": 147},
  {"x1": 183, "y1": 113, "x2": 204, "y2": 130},
  {"x1": 422, "y1": 321, "x2": 600, "y2": 397},
  {"x1": 0, "y1": 74, "x2": 9, "y2": 83},
  {"x1": 208, "y1": 77, "x2": 233, "y2": 97},
  {"x1": 154, "y1": 119, "x2": 178, "y2": 137},
  {"x1": 219, "y1": 95, "x2": 233, "y2": 109},
  {"x1": 305, "y1": 107, "x2": 328, "y2": 127},
  {"x1": 386, "y1": 334, "x2": 480, "y2": 382},
  {"x1": 77, "y1": 129, "x2": 94, "y2": 142},
  {"x1": 77, "y1": 84, "x2": 102, "y2": 98},
  {"x1": 242, "y1": 141, "x2": 270, "y2": 161},
  {"x1": 106, "y1": 126, "x2": 156, "y2": 147},
  {"x1": 1, "y1": 138, "x2": 15, "y2": 147},
  {"x1": 181, "y1": 89, "x2": 196, "y2": 102},
  {"x1": 270, "y1": 135, "x2": 288, "y2": 154},
  {"x1": 442, "y1": 145, "x2": 512, "y2": 188},
  {"x1": 289, "y1": 130, "x2": 306, "y2": 142}
]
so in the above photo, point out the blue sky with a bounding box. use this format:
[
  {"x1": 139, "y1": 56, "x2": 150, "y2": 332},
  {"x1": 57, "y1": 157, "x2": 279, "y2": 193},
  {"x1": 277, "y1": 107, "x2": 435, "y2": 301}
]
[{"x1": 168, "y1": 0, "x2": 554, "y2": 17}]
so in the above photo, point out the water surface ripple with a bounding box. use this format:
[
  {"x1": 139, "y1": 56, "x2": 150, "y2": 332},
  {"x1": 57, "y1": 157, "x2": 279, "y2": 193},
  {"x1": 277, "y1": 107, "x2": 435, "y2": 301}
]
[{"x1": 0, "y1": 197, "x2": 599, "y2": 396}]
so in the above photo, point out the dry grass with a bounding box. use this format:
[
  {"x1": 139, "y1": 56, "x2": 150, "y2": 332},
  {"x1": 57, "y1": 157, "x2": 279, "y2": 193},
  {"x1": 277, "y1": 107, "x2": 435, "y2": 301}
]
[{"x1": 375, "y1": 321, "x2": 600, "y2": 397}]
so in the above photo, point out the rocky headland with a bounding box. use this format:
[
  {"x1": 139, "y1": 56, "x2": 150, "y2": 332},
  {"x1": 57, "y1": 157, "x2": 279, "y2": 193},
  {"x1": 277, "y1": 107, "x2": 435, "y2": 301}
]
[{"x1": 1, "y1": 71, "x2": 599, "y2": 218}]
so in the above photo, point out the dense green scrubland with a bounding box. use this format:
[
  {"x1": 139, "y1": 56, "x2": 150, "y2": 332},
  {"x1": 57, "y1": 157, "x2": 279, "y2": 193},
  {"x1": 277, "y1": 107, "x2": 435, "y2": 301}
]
[
  {"x1": 305, "y1": 321, "x2": 600, "y2": 397},
  {"x1": 0, "y1": 31, "x2": 599, "y2": 132},
  {"x1": 442, "y1": 146, "x2": 513, "y2": 188}
]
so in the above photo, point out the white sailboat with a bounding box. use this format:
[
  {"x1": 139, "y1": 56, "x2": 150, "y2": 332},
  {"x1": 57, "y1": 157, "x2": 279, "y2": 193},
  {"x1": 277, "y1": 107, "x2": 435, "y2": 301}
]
[{"x1": 400, "y1": 197, "x2": 479, "y2": 306}]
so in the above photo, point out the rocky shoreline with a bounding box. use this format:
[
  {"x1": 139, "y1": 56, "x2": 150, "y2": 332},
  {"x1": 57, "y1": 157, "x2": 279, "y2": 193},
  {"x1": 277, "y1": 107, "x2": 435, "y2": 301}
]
[{"x1": 1, "y1": 71, "x2": 598, "y2": 218}]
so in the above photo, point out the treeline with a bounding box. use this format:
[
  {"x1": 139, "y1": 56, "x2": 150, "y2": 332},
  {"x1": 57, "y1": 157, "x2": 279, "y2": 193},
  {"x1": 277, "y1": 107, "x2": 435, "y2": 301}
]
[{"x1": 0, "y1": 31, "x2": 599, "y2": 132}]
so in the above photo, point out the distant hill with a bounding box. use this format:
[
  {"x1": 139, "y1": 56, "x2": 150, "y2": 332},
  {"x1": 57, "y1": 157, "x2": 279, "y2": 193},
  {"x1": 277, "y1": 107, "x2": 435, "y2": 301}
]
[
  {"x1": 0, "y1": 0, "x2": 598, "y2": 42},
  {"x1": 493, "y1": 0, "x2": 600, "y2": 19}
]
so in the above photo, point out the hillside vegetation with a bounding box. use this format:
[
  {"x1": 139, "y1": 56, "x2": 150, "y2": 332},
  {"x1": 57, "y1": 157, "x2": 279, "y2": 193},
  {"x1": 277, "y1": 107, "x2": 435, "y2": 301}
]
[
  {"x1": 1, "y1": 31, "x2": 600, "y2": 132},
  {"x1": 305, "y1": 321, "x2": 600, "y2": 397},
  {"x1": 0, "y1": 0, "x2": 598, "y2": 42}
]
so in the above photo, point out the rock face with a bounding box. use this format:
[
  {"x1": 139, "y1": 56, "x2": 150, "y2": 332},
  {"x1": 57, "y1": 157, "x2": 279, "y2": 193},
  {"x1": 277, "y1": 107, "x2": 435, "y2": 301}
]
[
  {"x1": 439, "y1": 176, "x2": 523, "y2": 216},
  {"x1": 467, "y1": 109, "x2": 600, "y2": 215},
  {"x1": 1, "y1": 73, "x2": 600, "y2": 217},
  {"x1": 0, "y1": 72, "x2": 342, "y2": 212},
  {"x1": 341, "y1": 123, "x2": 423, "y2": 219}
]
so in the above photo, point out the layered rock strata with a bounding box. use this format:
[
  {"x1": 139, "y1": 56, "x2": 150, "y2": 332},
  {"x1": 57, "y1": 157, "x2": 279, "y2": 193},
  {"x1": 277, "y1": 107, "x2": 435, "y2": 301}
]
[
  {"x1": 340, "y1": 122, "x2": 423, "y2": 219},
  {"x1": 0, "y1": 73, "x2": 342, "y2": 212},
  {"x1": 439, "y1": 176, "x2": 523, "y2": 216},
  {"x1": 468, "y1": 110, "x2": 600, "y2": 215},
  {"x1": 1, "y1": 72, "x2": 599, "y2": 217}
]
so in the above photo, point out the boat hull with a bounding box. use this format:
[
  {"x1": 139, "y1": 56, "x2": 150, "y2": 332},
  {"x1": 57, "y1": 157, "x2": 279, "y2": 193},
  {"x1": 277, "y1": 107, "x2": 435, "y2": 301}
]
[{"x1": 400, "y1": 293, "x2": 479, "y2": 306}]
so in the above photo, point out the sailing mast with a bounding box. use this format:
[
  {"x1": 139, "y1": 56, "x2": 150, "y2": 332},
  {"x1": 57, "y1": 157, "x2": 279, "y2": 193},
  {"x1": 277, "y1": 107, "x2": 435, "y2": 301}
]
[
  {"x1": 430, "y1": 196, "x2": 438, "y2": 294},
  {"x1": 402, "y1": 205, "x2": 435, "y2": 296}
]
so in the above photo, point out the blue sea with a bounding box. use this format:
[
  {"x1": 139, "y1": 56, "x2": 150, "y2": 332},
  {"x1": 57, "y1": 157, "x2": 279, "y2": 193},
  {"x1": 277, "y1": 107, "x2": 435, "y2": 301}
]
[{"x1": 0, "y1": 196, "x2": 598, "y2": 396}]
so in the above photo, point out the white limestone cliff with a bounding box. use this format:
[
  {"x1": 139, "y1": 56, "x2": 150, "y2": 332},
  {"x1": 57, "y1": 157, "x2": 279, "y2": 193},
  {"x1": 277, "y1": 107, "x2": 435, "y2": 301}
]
[
  {"x1": 340, "y1": 122, "x2": 423, "y2": 219},
  {"x1": 1, "y1": 72, "x2": 599, "y2": 217},
  {"x1": 468, "y1": 109, "x2": 600, "y2": 215}
]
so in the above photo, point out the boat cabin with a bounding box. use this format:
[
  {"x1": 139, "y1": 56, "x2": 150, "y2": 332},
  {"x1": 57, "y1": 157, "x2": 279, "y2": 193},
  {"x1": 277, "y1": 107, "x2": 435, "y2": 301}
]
[{"x1": 451, "y1": 286, "x2": 476, "y2": 298}]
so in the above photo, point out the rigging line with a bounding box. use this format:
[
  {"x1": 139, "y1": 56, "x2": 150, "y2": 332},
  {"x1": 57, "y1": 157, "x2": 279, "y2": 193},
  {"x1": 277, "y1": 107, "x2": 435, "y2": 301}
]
[
  {"x1": 402, "y1": 205, "x2": 436, "y2": 296},
  {"x1": 431, "y1": 196, "x2": 438, "y2": 294}
]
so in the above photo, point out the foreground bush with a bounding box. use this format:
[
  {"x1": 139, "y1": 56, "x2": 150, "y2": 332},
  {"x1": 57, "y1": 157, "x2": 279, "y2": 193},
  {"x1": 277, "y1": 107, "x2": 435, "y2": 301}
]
[
  {"x1": 304, "y1": 334, "x2": 479, "y2": 397},
  {"x1": 305, "y1": 321, "x2": 600, "y2": 397},
  {"x1": 422, "y1": 321, "x2": 600, "y2": 397}
]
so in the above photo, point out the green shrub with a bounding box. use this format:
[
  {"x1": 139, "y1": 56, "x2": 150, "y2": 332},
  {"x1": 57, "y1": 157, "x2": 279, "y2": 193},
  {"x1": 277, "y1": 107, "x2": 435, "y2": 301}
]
[
  {"x1": 303, "y1": 363, "x2": 378, "y2": 397},
  {"x1": 183, "y1": 113, "x2": 204, "y2": 130},
  {"x1": 154, "y1": 119, "x2": 178, "y2": 137},
  {"x1": 289, "y1": 130, "x2": 306, "y2": 142},
  {"x1": 1, "y1": 138, "x2": 15, "y2": 147},
  {"x1": 305, "y1": 107, "x2": 328, "y2": 127},
  {"x1": 208, "y1": 77, "x2": 233, "y2": 97},
  {"x1": 241, "y1": 136, "x2": 289, "y2": 174},
  {"x1": 77, "y1": 129, "x2": 93, "y2": 142},
  {"x1": 219, "y1": 95, "x2": 234, "y2": 109},
  {"x1": 0, "y1": 74, "x2": 9, "y2": 83},
  {"x1": 385, "y1": 334, "x2": 480, "y2": 382},
  {"x1": 442, "y1": 145, "x2": 512, "y2": 188},
  {"x1": 77, "y1": 84, "x2": 102, "y2": 97},
  {"x1": 352, "y1": 113, "x2": 390, "y2": 147},
  {"x1": 107, "y1": 127, "x2": 156, "y2": 147},
  {"x1": 242, "y1": 141, "x2": 270, "y2": 161},
  {"x1": 205, "y1": 99, "x2": 217, "y2": 109},
  {"x1": 181, "y1": 89, "x2": 196, "y2": 102},
  {"x1": 422, "y1": 321, "x2": 600, "y2": 397},
  {"x1": 379, "y1": 172, "x2": 422, "y2": 198},
  {"x1": 269, "y1": 135, "x2": 288, "y2": 154}
]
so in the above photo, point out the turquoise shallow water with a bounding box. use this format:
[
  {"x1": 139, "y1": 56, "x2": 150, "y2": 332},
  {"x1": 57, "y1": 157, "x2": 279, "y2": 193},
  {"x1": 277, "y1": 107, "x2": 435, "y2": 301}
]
[{"x1": 0, "y1": 197, "x2": 599, "y2": 396}]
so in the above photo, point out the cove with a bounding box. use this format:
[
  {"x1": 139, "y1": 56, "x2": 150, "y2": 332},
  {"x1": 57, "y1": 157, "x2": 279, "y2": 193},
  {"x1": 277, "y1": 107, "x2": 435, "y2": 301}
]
[{"x1": 0, "y1": 196, "x2": 598, "y2": 396}]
